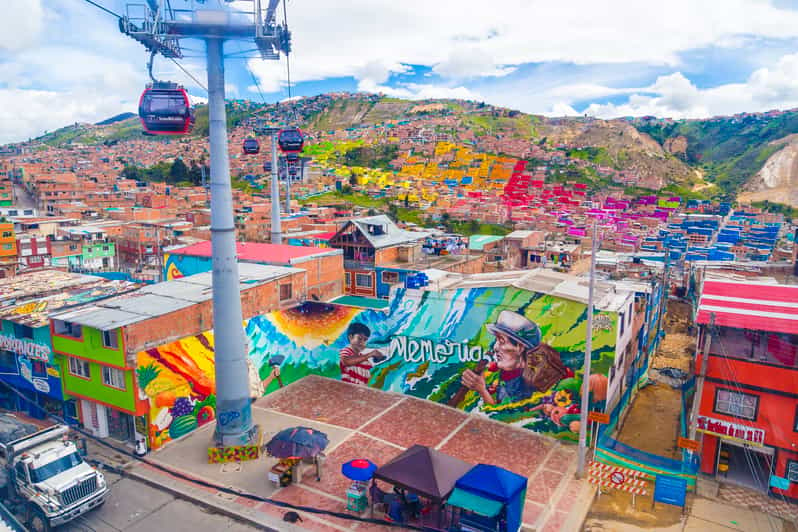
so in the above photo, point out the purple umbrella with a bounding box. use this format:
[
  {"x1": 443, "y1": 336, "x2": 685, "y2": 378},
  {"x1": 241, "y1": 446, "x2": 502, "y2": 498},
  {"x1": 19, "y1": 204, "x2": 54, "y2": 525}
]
[{"x1": 266, "y1": 427, "x2": 328, "y2": 459}]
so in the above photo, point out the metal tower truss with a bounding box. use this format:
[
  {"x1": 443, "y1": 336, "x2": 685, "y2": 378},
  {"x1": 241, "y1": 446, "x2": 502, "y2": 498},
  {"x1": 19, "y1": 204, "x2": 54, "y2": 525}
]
[{"x1": 119, "y1": 0, "x2": 290, "y2": 60}]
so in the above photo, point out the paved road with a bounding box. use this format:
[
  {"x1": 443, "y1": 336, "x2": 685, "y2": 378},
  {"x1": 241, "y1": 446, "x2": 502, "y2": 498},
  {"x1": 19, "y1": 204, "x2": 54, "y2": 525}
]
[
  {"x1": 60, "y1": 472, "x2": 260, "y2": 532},
  {"x1": 11, "y1": 183, "x2": 35, "y2": 209}
]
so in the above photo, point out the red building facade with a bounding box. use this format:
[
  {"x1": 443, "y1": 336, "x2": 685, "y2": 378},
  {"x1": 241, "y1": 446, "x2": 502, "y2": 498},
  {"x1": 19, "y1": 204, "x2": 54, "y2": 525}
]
[{"x1": 694, "y1": 279, "x2": 798, "y2": 501}]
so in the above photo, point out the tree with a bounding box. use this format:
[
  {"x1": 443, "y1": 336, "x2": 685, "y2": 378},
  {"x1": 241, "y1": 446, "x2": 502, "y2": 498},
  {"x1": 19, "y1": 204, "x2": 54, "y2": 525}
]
[
  {"x1": 349, "y1": 172, "x2": 358, "y2": 187},
  {"x1": 170, "y1": 158, "x2": 189, "y2": 183},
  {"x1": 387, "y1": 203, "x2": 399, "y2": 221},
  {"x1": 468, "y1": 219, "x2": 480, "y2": 234},
  {"x1": 404, "y1": 194, "x2": 410, "y2": 207}
]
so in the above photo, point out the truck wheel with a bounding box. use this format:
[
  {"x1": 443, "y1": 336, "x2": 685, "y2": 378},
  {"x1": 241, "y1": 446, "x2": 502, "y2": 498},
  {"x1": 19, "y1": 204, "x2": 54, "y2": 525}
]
[{"x1": 28, "y1": 506, "x2": 51, "y2": 532}]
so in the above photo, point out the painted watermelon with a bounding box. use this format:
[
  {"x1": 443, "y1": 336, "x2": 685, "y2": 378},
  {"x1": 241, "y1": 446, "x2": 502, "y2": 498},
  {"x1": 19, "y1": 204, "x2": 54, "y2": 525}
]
[{"x1": 169, "y1": 415, "x2": 198, "y2": 439}]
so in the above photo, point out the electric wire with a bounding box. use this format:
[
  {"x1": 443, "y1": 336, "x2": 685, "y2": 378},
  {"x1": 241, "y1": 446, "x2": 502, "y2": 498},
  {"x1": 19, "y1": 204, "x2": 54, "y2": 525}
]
[
  {"x1": 281, "y1": 0, "x2": 296, "y2": 120},
  {"x1": 0, "y1": 380, "x2": 422, "y2": 530}
]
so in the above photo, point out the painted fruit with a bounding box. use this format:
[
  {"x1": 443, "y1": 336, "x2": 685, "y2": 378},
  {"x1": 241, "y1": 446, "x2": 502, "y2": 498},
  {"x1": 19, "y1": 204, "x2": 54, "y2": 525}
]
[
  {"x1": 155, "y1": 391, "x2": 176, "y2": 408},
  {"x1": 169, "y1": 415, "x2": 199, "y2": 439},
  {"x1": 197, "y1": 405, "x2": 215, "y2": 426},
  {"x1": 569, "y1": 420, "x2": 580, "y2": 433},
  {"x1": 589, "y1": 374, "x2": 609, "y2": 402}
]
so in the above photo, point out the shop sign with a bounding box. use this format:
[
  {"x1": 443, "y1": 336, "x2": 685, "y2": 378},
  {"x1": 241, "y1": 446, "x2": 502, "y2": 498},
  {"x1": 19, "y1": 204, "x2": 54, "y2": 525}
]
[
  {"x1": 0, "y1": 333, "x2": 51, "y2": 361},
  {"x1": 696, "y1": 415, "x2": 765, "y2": 445}
]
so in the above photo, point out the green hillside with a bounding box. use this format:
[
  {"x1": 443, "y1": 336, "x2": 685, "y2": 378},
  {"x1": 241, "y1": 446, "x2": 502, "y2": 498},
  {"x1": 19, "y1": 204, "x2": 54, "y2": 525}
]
[{"x1": 634, "y1": 111, "x2": 798, "y2": 198}]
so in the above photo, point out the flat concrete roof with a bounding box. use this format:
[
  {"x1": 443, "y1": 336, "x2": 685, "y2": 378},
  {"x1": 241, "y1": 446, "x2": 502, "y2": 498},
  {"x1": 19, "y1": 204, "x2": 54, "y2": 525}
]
[{"x1": 50, "y1": 263, "x2": 302, "y2": 331}]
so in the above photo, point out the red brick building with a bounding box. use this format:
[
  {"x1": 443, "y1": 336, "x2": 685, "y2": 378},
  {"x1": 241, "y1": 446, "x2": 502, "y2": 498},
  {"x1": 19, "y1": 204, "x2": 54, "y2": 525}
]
[{"x1": 693, "y1": 278, "x2": 798, "y2": 501}]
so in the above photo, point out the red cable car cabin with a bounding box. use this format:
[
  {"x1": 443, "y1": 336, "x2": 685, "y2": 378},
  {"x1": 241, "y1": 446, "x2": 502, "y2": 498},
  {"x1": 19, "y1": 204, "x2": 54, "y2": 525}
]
[
  {"x1": 242, "y1": 138, "x2": 260, "y2": 154},
  {"x1": 277, "y1": 127, "x2": 304, "y2": 154},
  {"x1": 138, "y1": 82, "x2": 194, "y2": 135}
]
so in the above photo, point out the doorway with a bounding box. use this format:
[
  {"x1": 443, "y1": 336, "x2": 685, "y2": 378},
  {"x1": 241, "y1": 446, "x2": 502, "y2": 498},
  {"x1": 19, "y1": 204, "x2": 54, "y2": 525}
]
[
  {"x1": 107, "y1": 409, "x2": 134, "y2": 443},
  {"x1": 717, "y1": 440, "x2": 773, "y2": 492}
]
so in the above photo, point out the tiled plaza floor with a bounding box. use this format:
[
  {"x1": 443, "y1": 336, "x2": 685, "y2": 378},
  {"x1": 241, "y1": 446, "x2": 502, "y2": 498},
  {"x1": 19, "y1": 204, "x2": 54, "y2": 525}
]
[{"x1": 141, "y1": 375, "x2": 592, "y2": 531}]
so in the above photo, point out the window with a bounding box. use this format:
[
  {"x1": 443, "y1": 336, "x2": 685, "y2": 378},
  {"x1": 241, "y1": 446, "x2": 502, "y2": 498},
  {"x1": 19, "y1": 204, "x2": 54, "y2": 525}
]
[
  {"x1": 68, "y1": 357, "x2": 90, "y2": 378},
  {"x1": 0, "y1": 350, "x2": 16, "y2": 370},
  {"x1": 1, "y1": 231, "x2": 11, "y2": 238},
  {"x1": 15, "y1": 461, "x2": 28, "y2": 482},
  {"x1": 381, "y1": 271, "x2": 399, "y2": 284},
  {"x1": 1, "y1": 244, "x2": 11, "y2": 250},
  {"x1": 619, "y1": 313, "x2": 625, "y2": 335},
  {"x1": 102, "y1": 366, "x2": 126, "y2": 390},
  {"x1": 714, "y1": 388, "x2": 758, "y2": 420},
  {"x1": 279, "y1": 284, "x2": 292, "y2": 301},
  {"x1": 13, "y1": 323, "x2": 33, "y2": 339},
  {"x1": 102, "y1": 246, "x2": 109, "y2": 252},
  {"x1": 102, "y1": 330, "x2": 118, "y2": 349},
  {"x1": 788, "y1": 461, "x2": 798, "y2": 483},
  {"x1": 53, "y1": 320, "x2": 82, "y2": 339},
  {"x1": 345, "y1": 272, "x2": 351, "y2": 286},
  {"x1": 8, "y1": 210, "x2": 18, "y2": 216},
  {"x1": 69, "y1": 244, "x2": 77, "y2": 251},
  {"x1": 794, "y1": 405, "x2": 798, "y2": 433},
  {"x1": 355, "y1": 273, "x2": 372, "y2": 288}
]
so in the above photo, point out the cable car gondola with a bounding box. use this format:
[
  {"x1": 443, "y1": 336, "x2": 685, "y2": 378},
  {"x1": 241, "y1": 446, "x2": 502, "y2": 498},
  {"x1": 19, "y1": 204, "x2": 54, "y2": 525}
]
[
  {"x1": 285, "y1": 152, "x2": 299, "y2": 163},
  {"x1": 277, "y1": 127, "x2": 304, "y2": 154},
  {"x1": 242, "y1": 138, "x2": 260, "y2": 155},
  {"x1": 138, "y1": 82, "x2": 194, "y2": 135},
  {"x1": 263, "y1": 160, "x2": 272, "y2": 172}
]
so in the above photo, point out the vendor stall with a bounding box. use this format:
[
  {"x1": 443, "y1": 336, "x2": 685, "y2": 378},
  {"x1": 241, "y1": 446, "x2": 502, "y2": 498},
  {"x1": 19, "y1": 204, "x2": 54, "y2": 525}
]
[{"x1": 446, "y1": 464, "x2": 527, "y2": 532}]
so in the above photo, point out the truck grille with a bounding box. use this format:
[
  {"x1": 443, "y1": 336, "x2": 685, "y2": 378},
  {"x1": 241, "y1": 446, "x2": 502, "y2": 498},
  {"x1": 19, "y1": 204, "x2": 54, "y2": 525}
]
[{"x1": 61, "y1": 476, "x2": 98, "y2": 506}]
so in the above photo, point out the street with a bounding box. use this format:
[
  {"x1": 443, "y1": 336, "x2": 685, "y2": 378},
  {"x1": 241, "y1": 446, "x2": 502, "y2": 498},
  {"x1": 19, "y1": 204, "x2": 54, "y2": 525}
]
[
  {"x1": 11, "y1": 182, "x2": 35, "y2": 209},
  {"x1": 59, "y1": 471, "x2": 261, "y2": 532}
]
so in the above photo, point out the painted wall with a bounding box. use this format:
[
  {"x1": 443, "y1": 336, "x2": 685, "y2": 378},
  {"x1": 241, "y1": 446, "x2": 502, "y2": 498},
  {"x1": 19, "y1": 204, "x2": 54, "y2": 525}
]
[
  {"x1": 0, "y1": 320, "x2": 63, "y2": 401},
  {"x1": 54, "y1": 327, "x2": 139, "y2": 413},
  {"x1": 163, "y1": 253, "x2": 210, "y2": 280},
  {"x1": 137, "y1": 285, "x2": 618, "y2": 449}
]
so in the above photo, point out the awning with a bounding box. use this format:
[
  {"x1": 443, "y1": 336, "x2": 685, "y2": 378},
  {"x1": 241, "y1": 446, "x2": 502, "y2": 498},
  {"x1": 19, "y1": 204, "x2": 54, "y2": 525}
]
[{"x1": 447, "y1": 488, "x2": 502, "y2": 517}]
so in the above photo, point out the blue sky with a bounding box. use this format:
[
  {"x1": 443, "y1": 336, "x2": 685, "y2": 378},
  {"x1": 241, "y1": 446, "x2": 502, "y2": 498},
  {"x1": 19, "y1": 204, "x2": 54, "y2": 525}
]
[{"x1": 3, "y1": 0, "x2": 798, "y2": 144}]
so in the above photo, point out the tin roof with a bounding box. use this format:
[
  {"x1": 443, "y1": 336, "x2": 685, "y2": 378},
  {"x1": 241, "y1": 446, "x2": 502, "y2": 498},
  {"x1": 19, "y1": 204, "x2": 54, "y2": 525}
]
[
  {"x1": 0, "y1": 270, "x2": 103, "y2": 308},
  {"x1": 50, "y1": 263, "x2": 301, "y2": 331},
  {"x1": 344, "y1": 215, "x2": 429, "y2": 249}
]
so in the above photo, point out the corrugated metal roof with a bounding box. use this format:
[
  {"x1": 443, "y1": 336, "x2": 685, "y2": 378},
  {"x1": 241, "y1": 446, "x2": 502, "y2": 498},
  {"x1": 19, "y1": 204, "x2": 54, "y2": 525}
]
[
  {"x1": 347, "y1": 215, "x2": 429, "y2": 249},
  {"x1": 50, "y1": 263, "x2": 301, "y2": 330}
]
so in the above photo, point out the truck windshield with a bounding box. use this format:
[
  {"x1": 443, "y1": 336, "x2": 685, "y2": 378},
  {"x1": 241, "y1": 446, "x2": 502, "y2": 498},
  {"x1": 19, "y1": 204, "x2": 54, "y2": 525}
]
[{"x1": 30, "y1": 452, "x2": 83, "y2": 483}]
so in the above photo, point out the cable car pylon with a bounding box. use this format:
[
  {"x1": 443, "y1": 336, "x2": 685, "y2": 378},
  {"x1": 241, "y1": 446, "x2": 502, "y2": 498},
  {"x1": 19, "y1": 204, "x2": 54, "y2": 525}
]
[{"x1": 119, "y1": 0, "x2": 291, "y2": 450}]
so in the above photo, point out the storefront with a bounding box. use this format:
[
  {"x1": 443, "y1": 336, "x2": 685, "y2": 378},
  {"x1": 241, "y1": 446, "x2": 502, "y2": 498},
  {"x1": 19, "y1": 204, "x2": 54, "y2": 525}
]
[{"x1": 0, "y1": 315, "x2": 76, "y2": 423}]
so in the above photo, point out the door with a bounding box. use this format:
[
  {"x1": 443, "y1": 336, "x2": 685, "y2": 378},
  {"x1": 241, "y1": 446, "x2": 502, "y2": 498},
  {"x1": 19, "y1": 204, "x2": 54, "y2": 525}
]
[{"x1": 107, "y1": 409, "x2": 134, "y2": 442}]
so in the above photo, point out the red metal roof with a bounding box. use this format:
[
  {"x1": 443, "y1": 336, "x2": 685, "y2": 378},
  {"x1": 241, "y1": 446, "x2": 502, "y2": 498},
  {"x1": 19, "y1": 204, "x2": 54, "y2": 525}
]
[
  {"x1": 697, "y1": 280, "x2": 798, "y2": 334},
  {"x1": 168, "y1": 240, "x2": 332, "y2": 265}
]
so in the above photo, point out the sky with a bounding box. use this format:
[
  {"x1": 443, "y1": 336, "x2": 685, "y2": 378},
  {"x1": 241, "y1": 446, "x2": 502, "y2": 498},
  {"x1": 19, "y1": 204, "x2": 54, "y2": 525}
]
[{"x1": 3, "y1": 0, "x2": 798, "y2": 144}]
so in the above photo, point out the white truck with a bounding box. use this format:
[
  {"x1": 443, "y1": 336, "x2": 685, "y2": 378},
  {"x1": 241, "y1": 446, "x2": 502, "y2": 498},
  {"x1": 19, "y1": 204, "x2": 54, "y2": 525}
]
[{"x1": 0, "y1": 415, "x2": 109, "y2": 531}]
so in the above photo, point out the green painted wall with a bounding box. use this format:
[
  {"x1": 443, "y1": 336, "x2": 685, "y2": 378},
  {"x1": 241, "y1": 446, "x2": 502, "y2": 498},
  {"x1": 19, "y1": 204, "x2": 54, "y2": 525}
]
[
  {"x1": 81, "y1": 242, "x2": 116, "y2": 260},
  {"x1": 54, "y1": 326, "x2": 135, "y2": 411}
]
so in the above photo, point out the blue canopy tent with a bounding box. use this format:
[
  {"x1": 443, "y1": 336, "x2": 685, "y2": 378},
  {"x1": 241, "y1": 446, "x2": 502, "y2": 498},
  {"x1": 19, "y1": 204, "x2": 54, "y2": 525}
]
[{"x1": 447, "y1": 464, "x2": 527, "y2": 532}]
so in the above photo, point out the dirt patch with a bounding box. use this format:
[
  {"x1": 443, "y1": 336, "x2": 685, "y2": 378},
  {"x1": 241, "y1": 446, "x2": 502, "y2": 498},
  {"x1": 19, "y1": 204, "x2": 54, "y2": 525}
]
[
  {"x1": 652, "y1": 333, "x2": 694, "y2": 373},
  {"x1": 616, "y1": 383, "x2": 681, "y2": 460},
  {"x1": 585, "y1": 489, "x2": 683, "y2": 530},
  {"x1": 664, "y1": 300, "x2": 692, "y2": 335}
]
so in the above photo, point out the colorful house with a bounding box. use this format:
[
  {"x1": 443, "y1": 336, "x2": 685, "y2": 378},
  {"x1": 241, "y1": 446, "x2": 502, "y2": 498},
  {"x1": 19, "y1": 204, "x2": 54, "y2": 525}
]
[
  {"x1": 328, "y1": 215, "x2": 428, "y2": 298},
  {"x1": 50, "y1": 264, "x2": 306, "y2": 449},
  {"x1": 693, "y1": 278, "x2": 798, "y2": 501},
  {"x1": 0, "y1": 272, "x2": 136, "y2": 422},
  {"x1": 163, "y1": 240, "x2": 344, "y2": 302},
  {"x1": 0, "y1": 222, "x2": 16, "y2": 279}
]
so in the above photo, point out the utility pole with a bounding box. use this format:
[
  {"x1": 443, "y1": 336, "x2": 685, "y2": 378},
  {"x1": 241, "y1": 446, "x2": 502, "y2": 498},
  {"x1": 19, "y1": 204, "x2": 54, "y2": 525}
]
[
  {"x1": 577, "y1": 219, "x2": 599, "y2": 478},
  {"x1": 268, "y1": 130, "x2": 282, "y2": 244},
  {"x1": 285, "y1": 160, "x2": 292, "y2": 215},
  {"x1": 689, "y1": 313, "x2": 714, "y2": 442},
  {"x1": 119, "y1": 0, "x2": 291, "y2": 448}
]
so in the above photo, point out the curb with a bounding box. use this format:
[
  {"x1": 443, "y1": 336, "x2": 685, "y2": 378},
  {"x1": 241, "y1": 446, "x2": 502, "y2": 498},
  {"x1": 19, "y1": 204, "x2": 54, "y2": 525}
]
[{"x1": 124, "y1": 465, "x2": 282, "y2": 532}]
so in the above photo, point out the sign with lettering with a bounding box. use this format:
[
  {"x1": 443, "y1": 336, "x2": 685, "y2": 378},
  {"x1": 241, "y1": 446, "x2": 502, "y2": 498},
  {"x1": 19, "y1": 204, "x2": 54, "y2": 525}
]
[
  {"x1": 653, "y1": 475, "x2": 687, "y2": 507},
  {"x1": 677, "y1": 437, "x2": 700, "y2": 452},
  {"x1": 696, "y1": 415, "x2": 765, "y2": 446},
  {"x1": 588, "y1": 411, "x2": 610, "y2": 424},
  {"x1": 0, "y1": 333, "x2": 51, "y2": 361}
]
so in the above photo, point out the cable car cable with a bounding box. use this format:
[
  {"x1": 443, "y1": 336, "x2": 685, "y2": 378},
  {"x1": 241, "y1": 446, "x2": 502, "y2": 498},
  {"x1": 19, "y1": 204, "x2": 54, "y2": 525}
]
[
  {"x1": 281, "y1": 0, "x2": 296, "y2": 122},
  {"x1": 80, "y1": 0, "x2": 122, "y2": 19}
]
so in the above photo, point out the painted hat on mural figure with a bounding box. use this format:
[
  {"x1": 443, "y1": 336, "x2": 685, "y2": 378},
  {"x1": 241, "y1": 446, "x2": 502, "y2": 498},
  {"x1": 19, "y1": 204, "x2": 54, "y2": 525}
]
[{"x1": 486, "y1": 310, "x2": 542, "y2": 350}]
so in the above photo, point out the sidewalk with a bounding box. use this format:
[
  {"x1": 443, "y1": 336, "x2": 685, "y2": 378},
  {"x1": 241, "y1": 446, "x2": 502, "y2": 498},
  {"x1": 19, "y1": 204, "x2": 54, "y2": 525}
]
[{"x1": 87, "y1": 376, "x2": 598, "y2": 531}]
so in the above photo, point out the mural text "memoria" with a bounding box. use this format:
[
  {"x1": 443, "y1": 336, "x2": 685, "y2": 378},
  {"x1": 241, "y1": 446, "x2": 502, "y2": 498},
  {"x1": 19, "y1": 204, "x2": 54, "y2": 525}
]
[{"x1": 388, "y1": 336, "x2": 484, "y2": 364}]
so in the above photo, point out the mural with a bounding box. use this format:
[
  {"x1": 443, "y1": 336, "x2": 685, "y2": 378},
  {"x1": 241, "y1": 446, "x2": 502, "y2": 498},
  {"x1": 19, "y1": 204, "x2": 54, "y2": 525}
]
[
  {"x1": 162, "y1": 252, "x2": 212, "y2": 281},
  {"x1": 137, "y1": 286, "x2": 617, "y2": 449},
  {"x1": 247, "y1": 286, "x2": 616, "y2": 442}
]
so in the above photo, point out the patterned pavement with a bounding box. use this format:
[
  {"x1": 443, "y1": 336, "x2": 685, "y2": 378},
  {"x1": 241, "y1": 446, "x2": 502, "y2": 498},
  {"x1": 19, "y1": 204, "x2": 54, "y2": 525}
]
[
  {"x1": 143, "y1": 375, "x2": 593, "y2": 531},
  {"x1": 718, "y1": 483, "x2": 798, "y2": 523}
]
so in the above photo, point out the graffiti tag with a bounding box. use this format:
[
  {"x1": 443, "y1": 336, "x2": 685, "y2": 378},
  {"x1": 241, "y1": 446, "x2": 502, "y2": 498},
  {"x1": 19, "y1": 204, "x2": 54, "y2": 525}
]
[
  {"x1": 388, "y1": 336, "x2": 484, "y2": 364},
  {"x1": 217, "y1": 410, "x2": 241, "y2": 426}
]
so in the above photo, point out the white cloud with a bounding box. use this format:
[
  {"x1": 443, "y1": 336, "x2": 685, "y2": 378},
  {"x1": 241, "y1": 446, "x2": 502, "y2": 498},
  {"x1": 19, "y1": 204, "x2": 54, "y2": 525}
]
[
  {"x1": 0, "y1": 0, "x2": 43, "y2": 52},
  {"x1": 357, "y1": 79, "x2": 482, "y2": 102},
  {"x1": 433, "y1": 48, "x2": 516, "y2": 79}
]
